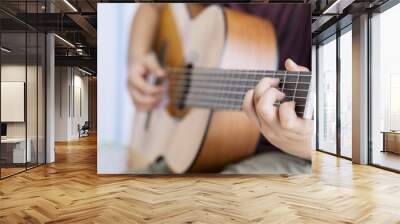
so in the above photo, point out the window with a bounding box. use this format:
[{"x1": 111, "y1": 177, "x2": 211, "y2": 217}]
[
  {"x1": 1, "y1": 30, "x2": 28, "y2": 178},
  {"x1": 339, "y1": 28, "x2": 352, "y2": 158},
  {"x1": 0, "y1": 1, "x2": 47, "y2": 179},
  {"x1": 370, "y1": 2, "x2": 400, "y2": 171},
  {"x1": 317, "y1": 37, "x2": 337, "y2": 154}
]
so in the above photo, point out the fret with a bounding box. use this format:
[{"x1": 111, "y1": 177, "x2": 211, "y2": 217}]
[
  {"x1": 281, "y1": 70, "x2": 287, "y2": 91},
  {"x1": 276, "y1": 71, "x2": 287, "y2": 106},
  {"x1": 226, "y1": 71, "x2": 234, "y2": 110},
  {"x1": 293, "y1": 71, "x2": 300, "y2": 101},
  {"x1": 215, "y1": 69, "x2": 224, "y2": 109},
  {"x1": 251, "y1": 69, "x2": 258, "y2": 95}
]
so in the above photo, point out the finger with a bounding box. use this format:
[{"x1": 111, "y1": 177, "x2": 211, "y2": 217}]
[
  {"x1": 129, "y1": 71, "x2": 164, "y2": 95},
  {"x1": 242, "y1": 90, "x2": 261, "y2": 128},
  {"x1": 285, "y1": 58, "x2": 309, "y2": 72},
  {"x1": 279, "y1": 101, "x2": 313, "y2": 134},
  {"x1": 128, "y1": 66, "x2": 142, "y2": 91},
  {"x1": 279, "y1": 101, "x2": 298, "y2": 130},
  {"x1": 144, "y1": 53, "x2": 166, "y2": 78},
  {"x1": 256, "y1": 88, "x2": 285, "y2": 125},
  {"x1": 128, "y1": 64, "x2": 146, "y2": 87},
  {"x1": 130, "y1": 88, "x2": 162, "y2": 111},
  {"x1": 253, "y1": 77, "x2": 280, "y2": 104}
]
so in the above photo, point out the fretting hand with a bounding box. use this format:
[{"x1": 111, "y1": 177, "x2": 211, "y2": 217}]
[{"x1": 242, "y1": 58, "x2": 314, "y2": 160}]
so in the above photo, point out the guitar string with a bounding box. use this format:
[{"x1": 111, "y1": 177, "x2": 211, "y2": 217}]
[
  {"x1": 169, "y1": 90, "x2": 308, "y2": 101},
  {"x1": 166, "y1": 67, "x2": 312, "y2": 77},
  {"x1": 168, "y1": 84, "x2": 311, "y2": 95},
  {"x1": 176, "y1": 101, "x2": 307, "y2": 110},
  {"x1": 177, "y1": 95, "x2": 307, "y2": 106},
  {"x1": 164, "y1": 72, "x2": 311, "y2": 87},
  {"x1": 177, "y1": 101, "x2": 307, "y2": 109},
  {"x1": 170, "y1": 87, "x2": 308, "y2": 95},
  {"x1": 167, "y1": 76, "x2": 311, "y2": 87},
  {"x1": 168, "y1": 85, "x2": 310, "y2": 102},
  {"x1": 168, "y1": 90, "x2": 308, "y2": 110},
  {"x1": 156, "y1": 68, "x2": 311, "y2": 112},
  {"x1": 169, "y1": 78, "x2": 311, "y2": 85},
  {"x1": 167, "y1": 73, "x2": 311, "y2": 82},
  {"x1": 172, "y1": 101, "x2": 306, "y2": 113},
  {"x1": 164, "y1": 68, "x2": 311, "y2": 105},
  {"x1": 167, "y1": 85, "x2": 309, "y2": 98},
  {"x1": 172, "y1": 98, "x2": 307, "y2": 112},
  {"x1": 169, "y1": 95, "x2": 308, "y2": 107},
  {"x1": 167, "y1": 66, "x2": 312, "y2": 73}
]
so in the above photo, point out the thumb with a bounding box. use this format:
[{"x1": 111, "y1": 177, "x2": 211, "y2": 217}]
[
  {"x1": 144, "y1": 52, "x2": 166, "y2": 78},
  {"x1": 285, "y1": 58, "x2": 309, "y2": 72}
]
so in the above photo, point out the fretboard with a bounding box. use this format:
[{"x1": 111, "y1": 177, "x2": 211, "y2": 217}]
[{"x1": 168, "y1": 67, "x2": 312, "y2": 116}]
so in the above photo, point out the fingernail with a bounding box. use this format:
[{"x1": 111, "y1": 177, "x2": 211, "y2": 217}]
[{"x1": 287, "y1": 58, "x2": 297, "y2": 67}]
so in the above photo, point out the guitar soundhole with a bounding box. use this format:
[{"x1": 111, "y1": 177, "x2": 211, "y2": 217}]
[
  {"x1": 178, "y1": 64, "x2": 193, "y2": 109},
  {"x1": 167, "y1": 64, "x2": 193, "y2": 118}
]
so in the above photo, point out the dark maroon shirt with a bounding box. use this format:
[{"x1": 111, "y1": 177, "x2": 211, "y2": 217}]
[{"x1": 224, "y1": 4, "x2": 311, "y2": 70}]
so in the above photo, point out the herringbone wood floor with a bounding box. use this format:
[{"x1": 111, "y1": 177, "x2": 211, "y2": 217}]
[{"x1": 1, "y1": 135, "x2": 400, "y2": 224}]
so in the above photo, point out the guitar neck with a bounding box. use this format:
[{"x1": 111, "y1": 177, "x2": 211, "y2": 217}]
[{"x1": 168, "y1": 67, "x2": 312, "y2": 116}]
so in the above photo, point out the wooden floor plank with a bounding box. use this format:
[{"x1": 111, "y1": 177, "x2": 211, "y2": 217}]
[{"x1": 0, "y1": 135, "x2": 400, "y2": 223}]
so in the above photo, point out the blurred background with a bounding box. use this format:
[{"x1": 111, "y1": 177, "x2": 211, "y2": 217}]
[{"x1": 97, "y1": 4, "x2": 137, "y2": 173}]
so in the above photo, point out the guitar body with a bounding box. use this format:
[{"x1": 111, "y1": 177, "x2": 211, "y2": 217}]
[{"x1": 130, "y1": 4, "x2": 278, "y2": 173}]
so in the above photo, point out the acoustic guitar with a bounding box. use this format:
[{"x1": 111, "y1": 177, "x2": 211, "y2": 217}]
[{"x1": 130, "y1": 4, "x2": 313, "y2": 173}]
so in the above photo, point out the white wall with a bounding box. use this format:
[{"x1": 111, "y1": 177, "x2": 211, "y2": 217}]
[
  {"x1": 72, "y1": 73, "x2": 89, "y2": 138},
  {"x1": 98, "y1": 4, "x2": 138, "y2": 174},
  {"x1": 55, "y1": 67, "x2": 68, "y2": 141},
  {"x1": 55, "y1": 67, "x2": 89, "y2": 141}
]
